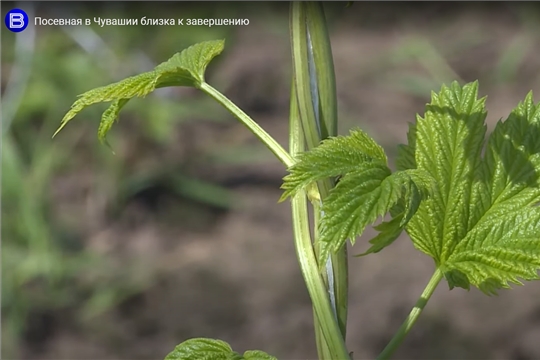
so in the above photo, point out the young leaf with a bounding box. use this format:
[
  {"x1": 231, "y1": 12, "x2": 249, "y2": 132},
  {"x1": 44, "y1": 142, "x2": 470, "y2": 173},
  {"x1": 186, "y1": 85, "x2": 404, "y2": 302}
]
[
  {"x1": 282, "y1": 128, "x2": 434, "y2": 267},
  {"x1": 53, "y1": 39, "x2": 225, "y2": 142},
  {"x1": 283, "y1": 81, "x2": 540, "y2": 294},
  {"x1": 408, "y1": 81, "x2": 488, "y2": 263},
  {"x1": 404, "y1": 82, "x2": 540, "y2": 294},
  {"x1": 97, "y1": 98, "x2": 130, "y2": 147},
  {"x1": 280, "y1": 128, "x2": 387, "y2": 201},
  {"x1": 164, "y1": 338, "x2": 276, "y2": 360},
  {"x1": 317, "y1": 167, "x2": 434, "y2": 265},
  {"x1": 164, "y1": 338, "x2": 240, "y2": 360},
  {"x1": 356, "y1": 168, "x2": 437, "y2": 257},
  {"x1": 356, "y1": 214, "x2": 404, "y2": 256}
]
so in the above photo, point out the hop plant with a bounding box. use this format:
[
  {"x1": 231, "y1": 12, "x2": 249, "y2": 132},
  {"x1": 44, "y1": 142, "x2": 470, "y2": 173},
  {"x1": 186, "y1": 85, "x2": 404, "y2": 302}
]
[{"x1": 282, "y1": 81, "x2": 540, "y2": 295}]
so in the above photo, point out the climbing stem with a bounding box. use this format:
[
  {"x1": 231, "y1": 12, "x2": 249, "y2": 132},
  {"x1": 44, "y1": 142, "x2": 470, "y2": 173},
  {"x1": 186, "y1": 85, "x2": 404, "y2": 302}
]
[{"x1": 289, "y1": 83, "x2": 350, "y2": 360}]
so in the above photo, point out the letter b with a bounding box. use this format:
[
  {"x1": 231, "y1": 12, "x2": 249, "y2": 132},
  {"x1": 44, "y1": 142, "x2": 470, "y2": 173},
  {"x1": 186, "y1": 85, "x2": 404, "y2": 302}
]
[{"x1": 5, "y1": 9, "x2": 28, "y2": 32}]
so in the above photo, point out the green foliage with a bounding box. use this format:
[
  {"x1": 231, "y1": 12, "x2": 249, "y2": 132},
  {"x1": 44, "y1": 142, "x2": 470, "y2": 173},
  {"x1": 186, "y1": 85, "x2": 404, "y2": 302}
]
[
  {"x1": 281, "y1": 129, "x2": 434, "y2": 268},
  {"x1": 282, "y1": 81, "x2": 540, "y2": 295},
  {"x1": 54, "y1": 39, "x2": 225, "y2": 144},
  {"x1": 406, "y1": 81, "x2": 540, "y2": 294},
  {"x1": 164, "y1": 338, "x2": 277, "y2": 360},
  {"x1": 280, "y1": 129, "x2": 388, "y2": 203}
]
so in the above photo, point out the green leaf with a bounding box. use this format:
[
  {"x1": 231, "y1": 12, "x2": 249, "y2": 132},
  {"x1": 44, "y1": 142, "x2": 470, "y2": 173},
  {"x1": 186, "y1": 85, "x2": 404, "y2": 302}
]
[
  {"x1": 405, "y1": 81, "x2": 488, "y2": 263},
  {"x1": 154, "y1": 39, "x2": 224, "y2": 85},
  {"x1": 280, "y1": 128, "x2": 387, "y2": 201},
  {"x1": 445, "y1": 238, "x2": 540, "y2": 295},
  {"x1": 97, "y1": 98, "x2": 130, "y2": 147},
  {"x1": 281, "y1": 128, "x2": 434, "y2": 267},
  {"x1": 357, "y1": 167, "x2": 437, "y2": 257},
  {"x1": 164, "y1": 338, "x2": 241, "y2": 360},
  {"x1": 164, "y1": 338, "x2": 277, "y2": 360},
  {"x1": 406, "y1": 82, "x2": 540, "y2": 294},
  {"x1": 54, "y1": 39, "x2": 225, "y2": 141},
  {"x1": 286, "y1": 81, "x2": 540, "y2": 294},
  {"x1": 356, "y1": 214, "x2": 404, "y2": 256},
  {"x1": 318, "y1": 167, "x2": 433, "y2": 265}
]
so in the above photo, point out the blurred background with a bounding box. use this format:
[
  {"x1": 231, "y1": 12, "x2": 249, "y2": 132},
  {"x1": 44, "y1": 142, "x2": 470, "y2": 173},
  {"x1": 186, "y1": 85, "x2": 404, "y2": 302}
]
[{"x1": 2, "y1": 2, "x2": 540, "y2": 359}]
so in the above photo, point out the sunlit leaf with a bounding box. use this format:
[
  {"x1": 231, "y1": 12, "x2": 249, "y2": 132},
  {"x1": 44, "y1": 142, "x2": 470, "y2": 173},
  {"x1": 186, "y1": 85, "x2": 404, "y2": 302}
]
[{"x1": 54, "y1": 40, "x2": 225, "y2": 142}]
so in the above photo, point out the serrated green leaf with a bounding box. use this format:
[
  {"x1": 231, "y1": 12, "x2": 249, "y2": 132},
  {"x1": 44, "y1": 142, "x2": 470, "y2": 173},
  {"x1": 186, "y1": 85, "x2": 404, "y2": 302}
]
[
  {"x1": 400, "y1": 169, "x2": 436, "y2": 225},
  {"x1": 154, "y1": 39, "x2": 224, "y2": 85},
  {"x1": 54, "y1": 39, "x2": 225, "y2": 141},
  {"x1": 445, "y1": 238, "x2": 540, "y2": 295},
  {"x1": 164, "y1": 338, "x2": 241, "y2": 360},
  {"x1": 280, "y1": 128, "x2": 387, "y2": 201},
  {"x1": 284, "y1": 80, "x2": 540, "y2": 294},
  {"x1": 406, "y1": 82, "x2": 540, "y2": 294},
  {"x1": 406, "y1": 81, "x2": 488, "y2": 264},
  {"x1": 98, "y1": 98, "x2": 130, "y2": 148},
  {"x1": 243, "y1": 350, "x2": 278, "y2": 360},
  {"x1": 317, "y1": 167, "x2": 434, "y2": 268},
  {"x1": 356, "y1": 168, "x2": 436, "y2": 256},
  {"x1": 164, "y1": 338, "x2": 277, "y2": 360},
  {"x1": 355, "y1": 214, "x2": 404, "y2": 257},
  {"x1": 281, "y1": 125, "x2": 434, "y2": 266}
]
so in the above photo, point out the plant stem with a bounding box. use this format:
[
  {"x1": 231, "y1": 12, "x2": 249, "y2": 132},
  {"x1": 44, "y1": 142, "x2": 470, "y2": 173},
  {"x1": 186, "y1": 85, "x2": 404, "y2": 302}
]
[
  {"x1": 291, "y1": 193, "x2": 350, "y2": 359},
  {"x1": 290, "y1": 3, "x2": 349, "y2": 357},
  {"x1": 289, "y1": 86, "x2": 350, "y2": 360},
  {"x1": 305, "y1": 2, "x2": 349, "y2": 339},
  {"x1": 376, "y1": 268, "x2": 444, "y2": 360},
  {"x1": 199, "y1": 82, "x2": 294, "y2": 168}
]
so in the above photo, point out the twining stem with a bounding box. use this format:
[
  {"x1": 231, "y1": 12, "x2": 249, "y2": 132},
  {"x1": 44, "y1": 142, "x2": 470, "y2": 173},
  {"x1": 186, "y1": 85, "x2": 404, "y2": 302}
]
[
  {"x1": 290, "y1": 88, "x2": 351, "y2": 360},
  {"x1": 290, "y1": 3, "x2": 349, "y2": 347},
  {"x1": 313, "y1": 202, "x2": 333, "y2": 360},
  {"x1": 376, "y1": 268, "x2": 444, "y2": 360},
  {"x1": 307, "y1": 35, "x2": 349, "y2": 342},
  {"x1": 304, "y1": 2, "x2": 338, "y2": 140},
  {"x1": 199, "y1": 82, "x2": 294, "y2": 168},
  {"x1": 291, "y1": 193, "x2": 350, "y2": 360},
  {"x1": 290, "y1": 4, "x2": 351, "y2": 359}
]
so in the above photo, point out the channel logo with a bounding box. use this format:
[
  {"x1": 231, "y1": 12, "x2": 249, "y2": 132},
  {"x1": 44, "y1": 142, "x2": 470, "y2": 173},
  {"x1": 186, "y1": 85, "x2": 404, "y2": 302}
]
[{"x1": 5, "y1": 9, "x2": 28, "y2": 32}]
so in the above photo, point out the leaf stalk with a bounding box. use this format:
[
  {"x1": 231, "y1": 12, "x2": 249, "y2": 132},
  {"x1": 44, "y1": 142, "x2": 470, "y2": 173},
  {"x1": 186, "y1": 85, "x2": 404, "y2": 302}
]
[
  {"x1": 199, "y1": 82, "x2": 294, "y2": 168},
  {"x1": 376, "y1": 268, "x2": 444, "y2": 360}
]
